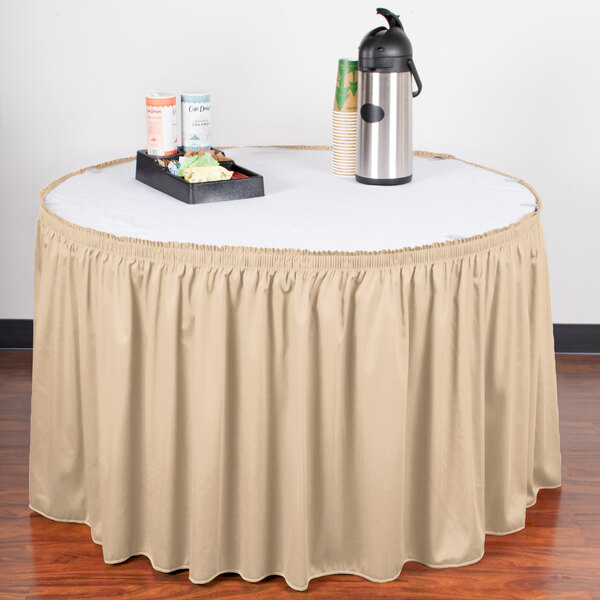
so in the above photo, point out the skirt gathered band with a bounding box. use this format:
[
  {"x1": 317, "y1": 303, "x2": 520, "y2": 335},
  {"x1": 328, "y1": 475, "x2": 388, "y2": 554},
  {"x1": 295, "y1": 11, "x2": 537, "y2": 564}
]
[{"x1": 30, "y1": 150, "x2": 561, "y2": 591}]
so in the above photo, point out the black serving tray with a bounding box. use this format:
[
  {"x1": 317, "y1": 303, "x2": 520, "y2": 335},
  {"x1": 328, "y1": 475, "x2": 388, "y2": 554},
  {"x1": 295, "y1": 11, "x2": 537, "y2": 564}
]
[{"x1": 135, "y1": 149, "x2": 265, "y2": 204}]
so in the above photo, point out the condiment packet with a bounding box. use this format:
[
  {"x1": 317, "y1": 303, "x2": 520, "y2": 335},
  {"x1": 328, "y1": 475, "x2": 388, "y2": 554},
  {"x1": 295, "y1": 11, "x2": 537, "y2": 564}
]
[
  {"x1": 178, "y1": 153, "x2": 219, "y2": 176},
  {"x1": 183, "y1": 166, "x2": 234, "y2": 183}
]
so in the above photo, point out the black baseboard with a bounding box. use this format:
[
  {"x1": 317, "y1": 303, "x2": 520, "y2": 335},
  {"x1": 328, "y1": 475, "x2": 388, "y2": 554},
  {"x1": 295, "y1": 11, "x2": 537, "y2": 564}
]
[
  {"x1": 0, "y1": 319, "x2": 34, "y2": 349},
  {"x1": 1, "y1": 319, "x2": 599, "y2": 353},
  {"x1": 553, "y1": 324, "x2": 600, "y2": 354}
]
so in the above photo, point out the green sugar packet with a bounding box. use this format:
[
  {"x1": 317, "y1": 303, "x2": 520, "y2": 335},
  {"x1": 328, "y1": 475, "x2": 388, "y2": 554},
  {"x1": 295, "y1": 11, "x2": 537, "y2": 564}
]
[
  {"x1": 178, "y1": 155, "x2": 198, "y2": 176},
  {"x1": 196, "y1": 153, "x2": 219, "y2": 167},
  {"x1": 177, "y1": 153, "x2": 219, "y2": 177}
]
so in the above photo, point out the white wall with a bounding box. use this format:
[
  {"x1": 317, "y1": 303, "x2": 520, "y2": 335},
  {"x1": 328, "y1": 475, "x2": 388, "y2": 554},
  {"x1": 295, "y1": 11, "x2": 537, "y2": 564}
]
[{"x1": 1, "y1": 0, "x2": 598, "y2": 322}]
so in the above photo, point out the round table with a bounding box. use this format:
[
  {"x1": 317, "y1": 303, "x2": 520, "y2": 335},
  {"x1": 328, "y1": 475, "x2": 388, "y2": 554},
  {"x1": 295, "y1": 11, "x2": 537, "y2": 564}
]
[{"x1": 30, "y1": 148, "x2": 561, "y2": 591}]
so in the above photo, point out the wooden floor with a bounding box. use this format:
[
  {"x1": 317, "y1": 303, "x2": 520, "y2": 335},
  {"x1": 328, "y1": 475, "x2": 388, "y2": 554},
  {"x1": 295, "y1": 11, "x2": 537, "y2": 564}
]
[{"x1": 1, "y1": 351, "x2": 598, "y2": 600}]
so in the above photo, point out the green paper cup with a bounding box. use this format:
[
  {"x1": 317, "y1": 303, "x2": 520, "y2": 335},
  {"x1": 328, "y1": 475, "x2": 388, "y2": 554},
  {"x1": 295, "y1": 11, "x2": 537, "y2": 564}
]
[
  {"x1": 334, "y1": 59, "x2": 358, "y2": 112},
  {"x1": 332, "y1": 59, "x2": 358, "y2": 176}
]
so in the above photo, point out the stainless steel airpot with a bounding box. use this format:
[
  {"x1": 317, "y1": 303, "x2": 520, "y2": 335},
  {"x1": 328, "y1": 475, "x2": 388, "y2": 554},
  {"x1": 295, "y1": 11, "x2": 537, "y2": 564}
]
[{"x1": 356, "y1": 8, "x2": 422, "y2": 185}]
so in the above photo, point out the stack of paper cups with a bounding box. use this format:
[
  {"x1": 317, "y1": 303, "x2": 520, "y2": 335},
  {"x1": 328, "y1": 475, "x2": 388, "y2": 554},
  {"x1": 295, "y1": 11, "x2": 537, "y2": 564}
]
[{"x1": 332, "y1": 59, "x2": 358, "y2": 176}]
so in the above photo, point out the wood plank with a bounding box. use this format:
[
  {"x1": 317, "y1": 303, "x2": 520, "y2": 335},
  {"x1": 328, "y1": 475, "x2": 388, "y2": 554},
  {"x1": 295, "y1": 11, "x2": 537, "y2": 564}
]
[{"x1": 0, "y1": 350, "x2": 597, "y2": 599}]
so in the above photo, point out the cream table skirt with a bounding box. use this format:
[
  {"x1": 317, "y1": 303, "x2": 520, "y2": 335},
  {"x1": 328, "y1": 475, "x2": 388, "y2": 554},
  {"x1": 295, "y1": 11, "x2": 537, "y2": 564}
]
[{"x1": 29, "y1": 148, "x2": 561, "y2": 591}]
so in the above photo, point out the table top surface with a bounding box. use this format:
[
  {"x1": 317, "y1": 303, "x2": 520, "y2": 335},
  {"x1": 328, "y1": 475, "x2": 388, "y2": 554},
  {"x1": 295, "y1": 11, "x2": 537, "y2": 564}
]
[{"x1": 44, "y1": 148, "x2": 538, "y2": 252}]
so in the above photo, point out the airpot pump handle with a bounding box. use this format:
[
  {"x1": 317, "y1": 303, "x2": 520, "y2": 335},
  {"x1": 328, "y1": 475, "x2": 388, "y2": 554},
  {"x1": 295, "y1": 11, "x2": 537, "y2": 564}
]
[
  {"x1": 376, "y1": 7, "x2": 405, "y2": 30},
  {"x1": 408, "y1": 59, "x2": 422, "y2": 97}
]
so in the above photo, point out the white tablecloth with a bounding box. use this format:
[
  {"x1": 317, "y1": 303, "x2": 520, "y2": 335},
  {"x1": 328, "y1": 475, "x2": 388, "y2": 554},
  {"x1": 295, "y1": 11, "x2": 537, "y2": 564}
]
[{"x1": 45, "y1": 148, "x2": 537, "y2": 252}]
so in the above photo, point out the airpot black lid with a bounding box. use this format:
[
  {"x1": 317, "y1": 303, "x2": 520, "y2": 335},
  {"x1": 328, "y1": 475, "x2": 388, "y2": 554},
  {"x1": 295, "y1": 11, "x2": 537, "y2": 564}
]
[{"x1": 359, "y1": 8, "x2": 413, "y2": 73}]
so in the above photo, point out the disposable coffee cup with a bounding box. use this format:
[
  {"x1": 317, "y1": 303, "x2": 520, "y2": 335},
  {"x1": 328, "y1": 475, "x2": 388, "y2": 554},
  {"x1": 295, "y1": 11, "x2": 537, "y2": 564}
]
[
  {"x1": 332, "y1": 59, "x2": 358, "y2": 176},
  {"x1": 334, "y1": 59, "x2": 358, "y2": 113}
]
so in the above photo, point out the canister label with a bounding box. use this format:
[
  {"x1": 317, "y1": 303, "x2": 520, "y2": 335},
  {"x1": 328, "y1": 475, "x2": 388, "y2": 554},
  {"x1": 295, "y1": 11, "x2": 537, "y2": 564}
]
[
  {"x1": 182, "y1": 93, "x2": 211, "y2": 151},
  {"x1": 146, "y1": 94, "x2": 178, "y2": 157}
]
